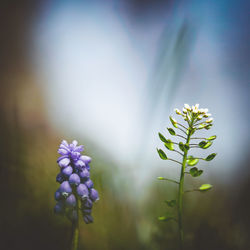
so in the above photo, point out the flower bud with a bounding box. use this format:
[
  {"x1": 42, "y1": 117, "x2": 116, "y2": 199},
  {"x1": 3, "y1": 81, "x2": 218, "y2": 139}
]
[
  {"x1": 60, "y1": 181, "x2": 72, "y2": 194},
  {"x1": 66, "y1": 194, "x2": 76, "y2": 207},
  {"x1": 54, "y1": 189, "x2": 62, "y2": 201},
  {"x1": 206, "y1": 118, "x2": 213, "y2": 123},
  {"x1": 82, "y1": 198, "x2": 93, "y2": 209},
  {"x1": 90, "y1": 188, "x2": 99, "y2": 202},
  {"x1": 174, "y1": 108, "x2": 182, "y2": 115},
  {"x1": 77, "y1": 184, "x2": 89, "y2": 199},
  {"x1": 83, "y1": 214, "x2": 94, "y2": 224},
  {"x1": 79, "y1": 168, "x2": 90, "y2": 180},
  {"x1": 80, "y1": 155, "x2": 92, "y2": 164},
  {"x1": 62, "y1": 166, "x2": 73, "y2": 177},
  {"x1": 56, "y1": 173, "x2": 65, "y2": 183},
  {"x1": 54, "y1": 201, "x2": 65, "y2": 214},
  {"x1": 184, "y1": 104, "x2": 191, "y2": 111},
  {"x1": 57, "y1": 156, "x2": 70, "y2": 168},
  {"x1": 85, "y1": 179, "x2": 94, "y2": 189},
  {"x1": 69, "y1": 173, "x2": 81, "y2": 186}
]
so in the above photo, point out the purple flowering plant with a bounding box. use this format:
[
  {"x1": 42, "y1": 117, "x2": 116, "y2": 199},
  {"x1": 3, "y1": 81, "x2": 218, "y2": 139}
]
[{"x1": 54, "y1": 140, "x2": 99, "y2": 250}]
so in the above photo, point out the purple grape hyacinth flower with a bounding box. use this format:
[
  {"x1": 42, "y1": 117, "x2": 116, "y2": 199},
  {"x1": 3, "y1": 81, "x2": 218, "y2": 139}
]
[{"x1": 54, "y1": 139, "x2": 99, "y2": 224}]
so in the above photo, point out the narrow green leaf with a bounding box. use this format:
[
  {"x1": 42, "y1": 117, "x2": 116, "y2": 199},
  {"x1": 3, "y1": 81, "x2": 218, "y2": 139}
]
[
  {"x1": 205, "y1": 153, "x2": 217, "y2": 161},
  {"x1": 199, "y1": 141, "x2": 212, "y2": 149},
  {"x1": 164, "y1": 140, "x2": 174, "y2": 151},
  {"x1": 179, "y1": 142, "x2": 185, "y2": 152},
  {"x1": 158, "y1": 216, "x2": 175, "y2": 222},
  {"x1": 167, "y1": 128, "x2": 176, "y2": 136},
  {"x1": 157, "y1": 177, "x2": 164, "y2": 180},
  {"x1": 207, "y1": 135, "x2": 217, "y2": 140},
  {"x1": 187, "y1": 156, "x2": 199, "y2": 166},
  {"x1": 199, "y1": 184, "x2": 213, "y2": 191},
  {"x1": 189, "y1": 167, "x2": 203, "y2": 177},
  {"x1": 165, "y1": 200, "x2": 176, "y2": 207},
  {"x1": 157, "y1": 148, "x2": 167, "y2": 160},
  {"x1": 158, "y1": 133, "x2": 168, "y2": 143},
  {"x1": 169, "y1": 116, "x2": 178, "y2": 128}
]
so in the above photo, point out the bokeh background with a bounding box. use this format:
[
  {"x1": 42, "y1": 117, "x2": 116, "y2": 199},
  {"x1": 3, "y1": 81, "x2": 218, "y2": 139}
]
[{"x1": 0, "y1": 0, "x2": 249, "y2": 249}]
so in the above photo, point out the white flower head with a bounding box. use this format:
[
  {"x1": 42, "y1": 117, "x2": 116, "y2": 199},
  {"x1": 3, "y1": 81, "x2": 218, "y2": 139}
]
[
  {"x1": 182, "y1": 108, "x2": 187, "y2": 114},
  {"x1": 184, "y1": 104, "x2": 191, "y2": 111}
]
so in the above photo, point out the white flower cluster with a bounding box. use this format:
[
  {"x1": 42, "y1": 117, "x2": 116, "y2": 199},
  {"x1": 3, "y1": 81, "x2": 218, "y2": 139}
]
[{"x1": 174, "y1": 104, "x2": 213, "y2": 124}]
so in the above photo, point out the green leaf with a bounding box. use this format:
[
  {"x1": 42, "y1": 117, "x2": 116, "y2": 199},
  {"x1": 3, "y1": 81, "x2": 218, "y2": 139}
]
[
  {"x1": 184, "y1": 144, "x2": 190, "y2": 151},
  {"x1": 169, "y1": 116, "x2": 178, "y2": 128},
  {"x1": 207, "y1": 135, "x2": 217, "y2": 141},
  {"x1": 199, "y1": 184, "x2": 213, "y2": 191},
  {"x1": 167, "y1": 128, "x2": 176, "y2": 136},
  {"x1": 164, "y1": 140, "x2": 174, "y2": 151},
  {"x1": 199, "y1": 141, "x2": 212, "y2": 149},
  {"x1": 179, "y1": 142, "x2": 185, "y2": 152},
  {"x1": 157, "y1": 177, "x2": 165, "y2": 180},
  {"x1": 157, "y1": 148, "x2": 167, "y2": 160},
  {"x1": 158, "y1": 133, "x2": 168, "y2": 143},
  {"x1": 187, "y1": 156, "x2": 199, "y2": 166},
  {"x1": 189, "y1": 167, "x2": 203, "y2": 177},
  {"x1": 205, "y1": 153, "x2": 217, "y2": 161},
  {"x1": 165, "y1": 200, "x2": 176, "y2": 207},
  {"x1": 158, "y1": 216, "x2": 175, "y2": 222}
]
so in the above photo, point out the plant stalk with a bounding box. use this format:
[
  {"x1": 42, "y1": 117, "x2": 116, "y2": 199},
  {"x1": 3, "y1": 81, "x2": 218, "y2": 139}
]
[
  {"x1": 71, "y1": 197, "x2": 79, "y2": 250},
  {"x1": 177, "y1": 124, "x2": 192, "y2": 249}
]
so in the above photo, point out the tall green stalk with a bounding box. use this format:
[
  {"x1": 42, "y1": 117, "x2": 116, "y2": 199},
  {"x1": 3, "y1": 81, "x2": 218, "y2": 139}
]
[
  {"x1": 156, "y1": 104, "x2": 217, "y2": 250},
  {"x1": 177, "y1": 120, "x2": 193, "y2": 249}
]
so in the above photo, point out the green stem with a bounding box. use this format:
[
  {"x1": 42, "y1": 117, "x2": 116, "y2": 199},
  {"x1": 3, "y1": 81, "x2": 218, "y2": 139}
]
[
  {"x1": 177, "y1": 122, "x2": 192, "y2": 249},
  {"x1": 71, "y1": 197, "x2": 79, "y2": 250}
]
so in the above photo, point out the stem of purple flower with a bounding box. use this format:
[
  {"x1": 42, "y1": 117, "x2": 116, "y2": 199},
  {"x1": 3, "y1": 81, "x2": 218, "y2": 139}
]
[{"x1": 70, "y1": 196, "x2": 79, "y2": 250}]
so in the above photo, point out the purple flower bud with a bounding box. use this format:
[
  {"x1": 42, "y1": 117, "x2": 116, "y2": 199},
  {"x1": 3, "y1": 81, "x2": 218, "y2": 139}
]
[
  {"x1": 90, "y1": 188, "x2": 99, "y2": 202},
  {"x1": 54, "y1": 189, "x2": 62, "y2": 201},
  {"x1": 79, "y1": 168, "x2": 90, "y2": 180},
  {"x1": 85, "y1": 164, "x2": 90, "y2": 171},
  {"x1": 82, "y1": 198, "x2": 93, "y2": 209},
  {"x1": 82, "y1": 208, "x2": 92, "y2": 214},
  {"x1": 83, "y1": 214, "x2": 93, "y2": 224},
  {"x1": 62, "y1": 166, "x2": 73, "y2": 177},
  {"x1": 54, "y1": 201, "x2": 65, "y2": 214},
  {"x1": 76, "y1": 184, "x2": 89, "y2": 199},
  {"x1": 65, "y1": 194, "x2": 76, "y2": 207},
  {"x1": 60, "y1": 181, "x2": 72, "y2": 196},
  {"x1": 84, "y1": 179, "x2": 93, "y2": 189},
  {"x1": 56, "y1": 173, "x2": 65, "y2": 183},
  {"x1": 69, "y1": 173, "x2": 81, "y2": 186},
  {"x1": 57, "y1": 155, "x2": 70, "y2": 167},
  {"x1": 80, "y1": 155, "x2": 91, "y2": 164}
]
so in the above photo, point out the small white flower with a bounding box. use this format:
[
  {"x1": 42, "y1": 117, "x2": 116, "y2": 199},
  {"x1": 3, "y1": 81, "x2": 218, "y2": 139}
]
[
  {"x1": 184, "y1": 104, "x2": 191, "y2": 111},
  {"x1": 206, "y1": 118, "x2": 213, "y2": 123},
  {"x1": 197, "y1": 115, "x2": 202, "y2": 120},
  {"x1": 174, "y1": 108, "x2": 182, "y2": 115},
  {"x1": 195, "y1": 104, "x2": 199, "y2": 109},
  {"x1": 182, "y1": 108, "x2": 187, "y2": 114}
]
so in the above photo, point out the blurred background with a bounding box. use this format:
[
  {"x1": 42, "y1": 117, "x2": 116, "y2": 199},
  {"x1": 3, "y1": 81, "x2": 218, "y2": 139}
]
[{"x1": 0, "y1": 0, "x2": 249, "y2": 249}]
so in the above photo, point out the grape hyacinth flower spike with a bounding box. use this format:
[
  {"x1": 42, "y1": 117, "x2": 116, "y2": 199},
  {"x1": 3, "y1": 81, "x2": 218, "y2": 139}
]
[
  {"x1": 54, "y1": 140, "x2": 99, "y2": 250},
  {"x1": 156, "y1": 104, "x2": 217, "y2": 249}
]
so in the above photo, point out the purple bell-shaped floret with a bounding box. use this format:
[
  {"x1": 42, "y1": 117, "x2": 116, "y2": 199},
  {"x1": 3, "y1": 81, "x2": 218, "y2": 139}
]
[
  {"x1": 66, "y1": 194, "x2": 76, "y2": 207},
  {"x1": 90, "y1": 188, "x2": 99, "y2": 202},
  {"x1": 56, "y1": 172, "x2": 65, "y2": 183},
  {"x1": 60, "y1": 181, "x2": 72, "y2": 197},
  {"x1": 83, "y1": 214, "x2": 93, "y2": 224},
  {"x1": 54, "y1": 189, "x2": 62, "y2": 201},
  {"x1": 54, "y1": 201, "x2": 65, "y2": 214},
  {"x1": 69, "y1": 173, "x2": 80, "y2": 186},
  {"x1": 84, "y1": 179, "x2": 94, "y2": 189},
  {"x1": 79, "y1": 168, "x2": 90, "y2": 180},
  {"x1": 62, "y1": 166, "x2": 73, "y2": 177},
  {"x1": 76, "y1": 184, "x2": 89, "y2": 200}
]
